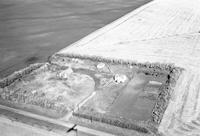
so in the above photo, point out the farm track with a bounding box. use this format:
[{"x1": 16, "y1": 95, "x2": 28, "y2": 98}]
[{"x1": 57, "y1": 0, "x2": 200, "y2": 135}]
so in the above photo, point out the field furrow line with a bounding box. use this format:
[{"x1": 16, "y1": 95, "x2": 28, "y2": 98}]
[
  {"x1": 179, "y1": 74, "x2": 194, "y2": 120},
  {"x1": 181, "y1": 75, "x2": 200, "y2": 122}
]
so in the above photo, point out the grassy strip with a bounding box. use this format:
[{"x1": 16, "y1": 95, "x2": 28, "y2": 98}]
[{"x1": 0, "y1": 63, "x2": 44, "y2": 88}]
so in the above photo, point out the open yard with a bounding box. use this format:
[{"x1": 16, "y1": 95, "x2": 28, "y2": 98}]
[
  {"x1": 108, "y1": 73, "x2": 166, "y2": 121},
  {"x1": 0, "y1": 62, "x2": 95, "y2": 118}
]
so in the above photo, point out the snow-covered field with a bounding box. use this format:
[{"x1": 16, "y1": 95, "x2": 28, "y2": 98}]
[{"x1": 58, "y1": 0, "x2": 200, "y2": 135}]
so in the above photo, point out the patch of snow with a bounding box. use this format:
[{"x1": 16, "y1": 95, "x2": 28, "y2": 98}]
[
  {"x1": 97, "y1": 63, "x2": 105, "y2": 69},
  {"x1": 149, "y1": 81, "x2": 162, "y2": 85},
  {"x1": 113, "y1": 74, "x2": 127, "y2": 83}
]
